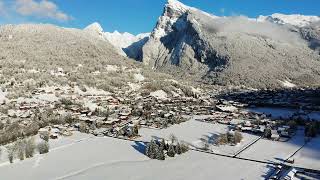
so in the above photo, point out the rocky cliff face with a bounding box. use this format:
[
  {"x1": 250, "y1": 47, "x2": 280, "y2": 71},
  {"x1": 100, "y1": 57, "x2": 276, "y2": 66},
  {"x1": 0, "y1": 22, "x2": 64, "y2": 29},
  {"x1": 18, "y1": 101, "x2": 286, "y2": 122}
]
[{"x1": 140, "y1": 0, "x2": 320, "y2": 88}]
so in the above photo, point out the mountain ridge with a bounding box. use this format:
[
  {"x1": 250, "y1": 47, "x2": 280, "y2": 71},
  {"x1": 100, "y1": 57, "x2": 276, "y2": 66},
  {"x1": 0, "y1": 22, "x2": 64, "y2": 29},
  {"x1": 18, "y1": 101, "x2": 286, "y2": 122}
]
[{"x1": 138, "y1": 0, "x2": 320, "y2": 88}]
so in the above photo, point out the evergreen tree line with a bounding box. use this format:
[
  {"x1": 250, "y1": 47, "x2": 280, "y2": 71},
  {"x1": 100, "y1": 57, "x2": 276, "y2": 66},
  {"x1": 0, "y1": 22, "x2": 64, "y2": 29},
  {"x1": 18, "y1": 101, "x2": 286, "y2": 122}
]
[{"x1": 145, "y1": 138, "x2": 189, "y2": 160}]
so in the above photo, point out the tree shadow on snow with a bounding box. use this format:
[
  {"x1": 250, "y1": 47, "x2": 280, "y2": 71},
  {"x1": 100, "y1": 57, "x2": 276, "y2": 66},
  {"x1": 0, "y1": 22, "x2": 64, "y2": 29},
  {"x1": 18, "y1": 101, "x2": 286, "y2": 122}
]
[
  {"x1": 200, "y1": 132, "x2": 221, "y2": 145},
  {"x1": 131, "y1": 141, "x2": 147, "y2": 155},
  {"x1": 261, "y1": 164, "x2": 277, "y2": 179}
]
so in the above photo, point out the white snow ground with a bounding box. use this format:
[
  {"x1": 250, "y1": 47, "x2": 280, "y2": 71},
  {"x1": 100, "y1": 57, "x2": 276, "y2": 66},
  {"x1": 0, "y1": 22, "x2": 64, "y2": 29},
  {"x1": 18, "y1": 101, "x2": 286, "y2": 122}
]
[
  {"x1": 292, "y1": 136, "x2": 320, "y2": 170},
  {"x1": 138, "y1": 118, "x2": 259, "y2": 155},
  {"x1": 0, "y1": 135, "x2": 270, "y2": 180},
  {"x1": 239, "y1": 128, "x2": 306, "y2": 164}
]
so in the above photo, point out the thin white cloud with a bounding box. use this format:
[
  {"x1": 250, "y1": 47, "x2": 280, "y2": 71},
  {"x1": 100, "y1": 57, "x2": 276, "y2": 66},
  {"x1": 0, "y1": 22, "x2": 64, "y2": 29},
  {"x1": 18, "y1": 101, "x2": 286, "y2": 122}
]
[{"x1": 14, "y1": 0, "x2": 72, "y2": 21}]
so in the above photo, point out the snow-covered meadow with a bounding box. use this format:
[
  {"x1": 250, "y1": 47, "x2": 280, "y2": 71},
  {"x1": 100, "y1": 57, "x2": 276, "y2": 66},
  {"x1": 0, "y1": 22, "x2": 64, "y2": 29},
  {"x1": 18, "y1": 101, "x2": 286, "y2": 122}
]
[
  {"x1": 0, "y1": 134, "x2": 270, "y2": 180},
  {"x1": 139, "y1": 117, "x2": 260, "y2": 156},
  {"x1": 292, "y1": 136, "x2": 320, "y2": 170},
  {"x1": 238, "y1": 129, "x2": 306, "y2": 163}
]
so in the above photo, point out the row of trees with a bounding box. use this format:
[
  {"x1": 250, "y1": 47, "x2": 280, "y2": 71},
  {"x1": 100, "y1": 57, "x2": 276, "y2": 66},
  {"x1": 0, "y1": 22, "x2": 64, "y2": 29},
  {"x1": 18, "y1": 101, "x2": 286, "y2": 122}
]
[
  {"x1": 145, "y1": 136, "x2": 189, "y2": 160},
  {"x1": 4, "y1": 137, "x2": 49, "y2": 163},
  {"x1": 216, "y1": 131, "x2": 243, "y2": 145}
]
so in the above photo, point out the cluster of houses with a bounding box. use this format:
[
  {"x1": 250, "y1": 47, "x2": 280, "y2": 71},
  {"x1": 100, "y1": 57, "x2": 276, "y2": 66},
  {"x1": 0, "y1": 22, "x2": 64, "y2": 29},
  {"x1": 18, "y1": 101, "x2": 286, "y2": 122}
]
[
  {"x1": 130, "y1": 95, "x2": 215, "y2": 129},
  {"x1": 3, "y1": 81, "x2": 317, "y2": 143},
  {"x1": 218, "y1": 88, "x2": 320, "y2": 111},
  {"x1": 0, "y1": 81, "x2": 219, "y2": 140},
  {"x1": 195, "y1": 100, "x2": 296, "y2": 141}
]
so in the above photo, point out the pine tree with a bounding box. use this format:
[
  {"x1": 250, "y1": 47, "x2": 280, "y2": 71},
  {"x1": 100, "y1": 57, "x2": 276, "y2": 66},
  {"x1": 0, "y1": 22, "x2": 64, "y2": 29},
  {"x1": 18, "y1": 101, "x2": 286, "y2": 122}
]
[
  {"x1": 175, "y1": 143, "x2": 182, "y2": 155},
  {"x1": 156, "y1": 147, "x2": 165, "y2": 160},
  {"x1": 151, "y1": 140, "x2": 159, "y2": 159},
  {"x1": 159, "y1": 139, "x2": 166, "y2": 151},
  {"x1": 145, "y1": 142, "x2": 151, "y2": 158},
  {"x1": 145, "y1": 139, "x2": 159, "y2": 159},
  {"x1": 264, "y1": 128, "x2": 272, "y2": 139},
  {"x1": 167, "y1": 144, "x2": 176, "y2": 157}
]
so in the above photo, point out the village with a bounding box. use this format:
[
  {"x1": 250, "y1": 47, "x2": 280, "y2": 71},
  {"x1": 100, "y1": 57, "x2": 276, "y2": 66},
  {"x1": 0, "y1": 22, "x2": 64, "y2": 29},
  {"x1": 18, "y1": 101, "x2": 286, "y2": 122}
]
[{"x1": 0, "y1": 81, "x2": 319, "y2": 179}]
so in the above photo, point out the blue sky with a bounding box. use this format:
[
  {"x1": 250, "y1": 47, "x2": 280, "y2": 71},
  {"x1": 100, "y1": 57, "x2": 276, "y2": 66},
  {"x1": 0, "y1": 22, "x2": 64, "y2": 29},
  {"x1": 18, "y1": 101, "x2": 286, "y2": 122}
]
[{"x1": 0, "y1": 0, "x2": 319, "y2": 35}]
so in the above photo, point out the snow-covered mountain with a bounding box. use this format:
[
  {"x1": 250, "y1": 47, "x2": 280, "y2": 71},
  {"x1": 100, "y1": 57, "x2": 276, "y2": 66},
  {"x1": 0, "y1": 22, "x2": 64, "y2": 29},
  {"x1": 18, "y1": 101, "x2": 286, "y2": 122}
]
[
  {"x1": 84, "y1": 22, "x2": 149, "y2": 57},
  {"x1": 104, "y1": 30, "x2": 149, "y2": 59},
  {"x1": 257, "y1": 13, "x2": 320, "y2": 27},
  {"x1": 139, "y1": 0, "x2": 320, "y2": 88},
  {"x1": 104, "y1": 31, "x2": 149, "y2": 49},
  {"x1": 151, "y1": 0, "x2": 217, "y2": 39}
]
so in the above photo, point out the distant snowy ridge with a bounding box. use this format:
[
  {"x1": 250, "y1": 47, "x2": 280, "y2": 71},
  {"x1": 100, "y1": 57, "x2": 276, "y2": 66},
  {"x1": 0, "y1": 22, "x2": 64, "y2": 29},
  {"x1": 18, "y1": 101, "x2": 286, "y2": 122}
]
[
  {"x1": 104, "y1": 31, "x2": 149, "y2": 51},
  {"x1": 257, "y1": 13, "x2": 320, "y2": 27},
  {"x1": 84, "y1": 22, "x2": 150, "y2": 56}
]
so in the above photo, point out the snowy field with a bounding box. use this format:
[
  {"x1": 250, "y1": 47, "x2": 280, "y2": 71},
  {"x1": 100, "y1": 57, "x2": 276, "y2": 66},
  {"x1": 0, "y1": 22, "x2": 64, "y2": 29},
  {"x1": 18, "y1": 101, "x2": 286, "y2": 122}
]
[
  {"x1": 246, "y1": 107, "x2": 320, "y2": 121},
  {"x1": 0, "y1": 132, "x2": 94, "y2": 164},
  {"x1": 238, "y1": 129, "x2": 305, "y2": 163},
  {"x1": 138, "y1": 118, "x2": 260, "y2": 156},
  {"x1": 292, "y1": 136, "x2": 320, "y2": 170},
  {"x1": 0, "y1": 135, "x2": 271, "y2": 180}
]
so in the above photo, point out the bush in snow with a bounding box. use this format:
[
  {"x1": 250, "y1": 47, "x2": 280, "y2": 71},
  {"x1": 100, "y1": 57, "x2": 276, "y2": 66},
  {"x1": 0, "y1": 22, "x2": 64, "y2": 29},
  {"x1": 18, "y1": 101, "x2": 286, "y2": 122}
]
[
  {"x1": 234, "y1": 131, "x2": 243, "y2": 144},
  {"x1": 25, "y1": 137, "x2": 36, "y2": 158},
  {"x1": 79, "y1": 122, "x2": 89, "y2": 133},
  {"x1": 6, "y1": 145, "x2": 15, "y2": 163},
  {"x1": 15, "y1": 139, "x2": 26, "y2": 161},
  {"x1": 37, "y1": 141, "x2": 49, "y2": 154},
  {"x1": 180, "y1": 142, "x2": 189, "y2": 153}
]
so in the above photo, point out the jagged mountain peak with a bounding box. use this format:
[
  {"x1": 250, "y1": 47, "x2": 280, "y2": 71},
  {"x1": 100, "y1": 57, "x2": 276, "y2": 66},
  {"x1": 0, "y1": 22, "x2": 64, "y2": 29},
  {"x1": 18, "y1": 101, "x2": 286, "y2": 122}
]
[
  {"x1": 151, "y1": 0, "x2": 217, "y2": 39},
  {"x1": 166, "y1": 0, "x2": 192, "y2": 13}
]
